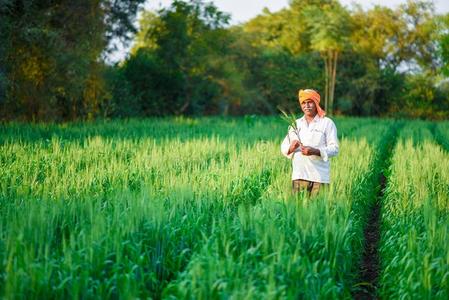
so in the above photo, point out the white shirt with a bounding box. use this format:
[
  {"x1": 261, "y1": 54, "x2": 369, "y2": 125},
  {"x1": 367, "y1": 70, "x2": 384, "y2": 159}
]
[{"x1": 280, "y1": 115, "x2": 339, "y2": 183}]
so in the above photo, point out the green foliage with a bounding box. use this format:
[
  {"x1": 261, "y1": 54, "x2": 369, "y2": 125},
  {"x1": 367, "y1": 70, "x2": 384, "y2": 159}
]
[
  {"x1": 116, "y1": 0, "x2": 232, "y2": 116},
  {"x1": 302, "y1": 1, "x2": 351, "y2": 53},
  {"x1": 131, "y1": 10, "x2": 161, "y2": 53},
  {"x1": 243, "y1": 8, "x2": 302, "y2": 53},
  {"x1": 252, "y1": 50, "x2": 323, "y2": 113},
  {"x1": 123, "y1": 48, "x2": 185, "y2": 116},
  {"x1": 335, "y1": 53, "x2": 406, "y2": 116},
  {"x1": 102, "y1": 65, "x2": 137, "y2": 118},
  {"x1": 437, "y1": 13, "x2": 449, "y2": 76},
  {"x1": 1, "y1": 0, "x2": 449, "y2": 120},
  {"x1": 0, "y1": 0, "x2": 144, "y2": 121}
]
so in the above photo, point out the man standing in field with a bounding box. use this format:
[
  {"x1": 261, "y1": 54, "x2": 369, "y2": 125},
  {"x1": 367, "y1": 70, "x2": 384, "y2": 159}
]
[{"x1": 280, "y1": 89, "x2": 339, "y2": 196}]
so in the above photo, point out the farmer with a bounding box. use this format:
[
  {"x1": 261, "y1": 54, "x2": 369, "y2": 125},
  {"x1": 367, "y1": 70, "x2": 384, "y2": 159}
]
[{"x1": 280, "y1": 89, "x2": 339, "y2": 197}]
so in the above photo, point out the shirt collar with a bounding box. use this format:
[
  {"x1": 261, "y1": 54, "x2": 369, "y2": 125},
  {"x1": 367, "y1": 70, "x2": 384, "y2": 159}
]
[{"x1": 299, "y1": 114, "x2": 321, "y2": 123}]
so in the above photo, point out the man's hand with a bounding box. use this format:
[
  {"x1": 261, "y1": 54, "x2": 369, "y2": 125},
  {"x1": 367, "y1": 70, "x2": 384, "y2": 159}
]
[
  {"x1": 301, "y1": 146, "x2": 321, "y2": 156},
  {"x1": 288, "y1": 140, "x2": 301, "y2": 155}
]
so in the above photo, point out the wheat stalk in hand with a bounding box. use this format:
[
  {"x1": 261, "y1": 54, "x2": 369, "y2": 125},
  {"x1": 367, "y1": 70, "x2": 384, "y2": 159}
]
[
  {"x1": 278, "y1": 106, "x2": 300, "y2": 141},
  {"x1": 278, "y1": 106, "x2": 303, "y2": 155}
]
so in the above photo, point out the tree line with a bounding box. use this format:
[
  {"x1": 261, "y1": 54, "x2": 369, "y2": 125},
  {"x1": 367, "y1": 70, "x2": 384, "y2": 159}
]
[{"x1": 1, "y1": 0, "x2": 449, "y2": 121}]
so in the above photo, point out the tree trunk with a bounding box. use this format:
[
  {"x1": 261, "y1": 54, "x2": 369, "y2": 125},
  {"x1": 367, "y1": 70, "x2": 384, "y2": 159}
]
[
  {"x1": 177, "y1": 76, "x2": 190, "y2": 115},
  {"x1": 178, "y1": 100, "x2": 190, "y2": 114},
  {"x1": 323, "y1": 51, "x2": 329, "y2": 113},
  {"x1": 328, "y1": 51, "x2": 332, "y2": 114},
  {"x1": 329, "y1": 50, "x2": 338, "y2": 115}
]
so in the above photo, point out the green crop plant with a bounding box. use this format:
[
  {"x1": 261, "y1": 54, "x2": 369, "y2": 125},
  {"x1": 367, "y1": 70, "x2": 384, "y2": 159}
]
[
  {"x1": 163, "y1": 120, "x2": 397, "y2": 299},
  {"x1": 379, "y1": 122, "x2": 449, "y2": 299},
  {"x1": 0, "y1": 117, "x2": 446, "y2": 299}
]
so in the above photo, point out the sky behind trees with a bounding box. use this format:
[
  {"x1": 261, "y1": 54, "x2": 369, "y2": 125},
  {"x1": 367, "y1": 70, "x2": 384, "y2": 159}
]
[{"x1": 146, "y1": 0, "x2": 449, "y2": 24}]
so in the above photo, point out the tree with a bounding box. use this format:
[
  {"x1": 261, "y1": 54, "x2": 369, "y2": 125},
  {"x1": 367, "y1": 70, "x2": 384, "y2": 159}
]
[
  {"x1": 0, "y1": 0, "x2": 144, "y2": 121},
  {"x1": 243, "y1": 8, "x2": 303, "y2": 53},
  {"x1": 302, "y1": 1, "x2": 351, "y2": 115},
  {"x1": 351, "y1": 0, "x2": 438, "y2": 73},
  {"x1": 131, "y1": 10, "x2": 161, "y2": 54},
  {"x1": 396, "y1": 0, "x2": 438, "y2": 73},
  {"x1": 437, "y1": 13, "x2": 449, "y2": 76},
  {"x1": 126, "y1": 0, "x2": 232, "y2": 115}
]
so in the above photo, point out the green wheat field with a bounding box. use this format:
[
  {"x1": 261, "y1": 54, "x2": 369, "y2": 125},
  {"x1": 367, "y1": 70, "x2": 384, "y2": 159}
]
[{"x1": 1, "y1": 116, "x2": 448, "y2": 299}]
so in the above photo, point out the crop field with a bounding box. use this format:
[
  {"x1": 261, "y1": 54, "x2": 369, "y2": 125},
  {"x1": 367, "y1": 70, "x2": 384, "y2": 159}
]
[{"x1": 0, "y1": 116, "x2": 448, "y2": 299}]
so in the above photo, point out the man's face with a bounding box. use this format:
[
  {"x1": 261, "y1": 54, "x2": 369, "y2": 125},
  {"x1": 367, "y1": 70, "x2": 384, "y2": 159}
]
[{"x1": 301, "y1": 99, "x2": 317, "y2": 117}]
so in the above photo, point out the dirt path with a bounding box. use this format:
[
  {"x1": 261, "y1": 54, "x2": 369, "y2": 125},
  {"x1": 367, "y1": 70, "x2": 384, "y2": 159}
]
[
  {"x1": 353, "y1": 123, "x2": 401, "y2": 299},
  {"x1": 353, "y1": 174, "x2": 385, "y2": 299}
]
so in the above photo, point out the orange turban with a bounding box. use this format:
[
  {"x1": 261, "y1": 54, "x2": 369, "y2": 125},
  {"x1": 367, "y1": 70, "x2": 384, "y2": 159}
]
[{"x1": 298, "y1": 89, "x2": 326, "y2": 118}]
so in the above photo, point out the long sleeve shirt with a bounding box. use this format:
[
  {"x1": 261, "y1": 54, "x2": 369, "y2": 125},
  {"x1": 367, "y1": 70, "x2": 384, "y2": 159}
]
[{"x1": 280, "y1": 115, "x2": 339, "y2": 183}]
